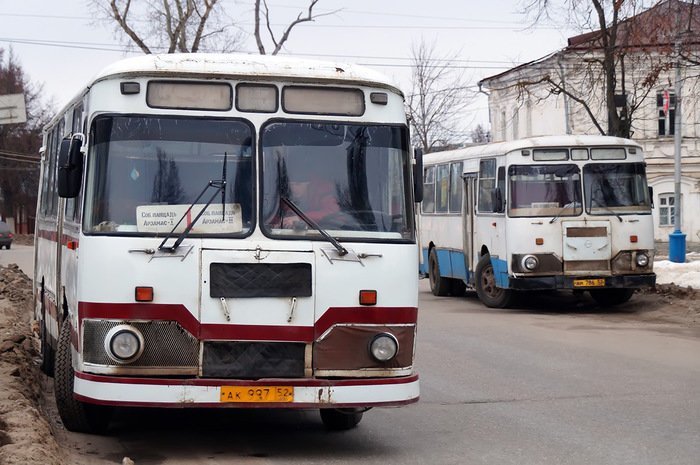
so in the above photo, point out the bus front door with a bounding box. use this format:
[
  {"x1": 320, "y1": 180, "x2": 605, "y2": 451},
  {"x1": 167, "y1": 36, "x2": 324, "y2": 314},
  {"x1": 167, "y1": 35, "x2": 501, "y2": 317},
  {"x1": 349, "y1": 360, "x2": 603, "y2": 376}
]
[{"x1": 462, "y1": 173, "x2": 477, "y2": 285}]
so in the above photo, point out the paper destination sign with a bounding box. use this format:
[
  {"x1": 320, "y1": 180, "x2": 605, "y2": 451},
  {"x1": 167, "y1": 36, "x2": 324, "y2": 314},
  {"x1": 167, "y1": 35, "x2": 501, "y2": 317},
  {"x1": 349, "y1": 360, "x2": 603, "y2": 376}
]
[{"x1": 136, "y1": 203, "x2": 242, "y2": 233}]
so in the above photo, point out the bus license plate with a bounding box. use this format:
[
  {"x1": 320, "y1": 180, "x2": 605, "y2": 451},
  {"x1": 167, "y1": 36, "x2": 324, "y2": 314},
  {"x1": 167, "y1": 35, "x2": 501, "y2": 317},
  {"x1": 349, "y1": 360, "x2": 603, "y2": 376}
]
[
  {"x1": 220, "y1": 386, "x2": 294, "y2": 403},
  {"x1": 573, "y1": 278, "x2": 606, "y2": 287}
]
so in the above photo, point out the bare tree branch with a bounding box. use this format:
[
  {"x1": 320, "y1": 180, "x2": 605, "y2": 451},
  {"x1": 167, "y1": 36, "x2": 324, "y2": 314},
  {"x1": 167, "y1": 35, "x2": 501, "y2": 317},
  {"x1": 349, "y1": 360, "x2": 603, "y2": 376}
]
[
  {"x1": 254, "y1": 0, "x2": 340, "y2": 55},
  {"x1": 407, "y1": 39, "x2": 473, "y2": 151},
  {"x1": 109, "y1": 0, "x2": 152, "y2": 54},
  {"x1": 95, "y1": 0, "x2": 241, "y2": 54}
]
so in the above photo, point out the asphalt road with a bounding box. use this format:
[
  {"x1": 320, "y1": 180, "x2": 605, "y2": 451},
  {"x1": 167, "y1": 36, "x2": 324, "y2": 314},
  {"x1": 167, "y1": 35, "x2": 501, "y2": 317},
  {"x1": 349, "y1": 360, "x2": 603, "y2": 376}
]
[{"x1": 3, "y1": 246, "x2": 698, "y2": 464}]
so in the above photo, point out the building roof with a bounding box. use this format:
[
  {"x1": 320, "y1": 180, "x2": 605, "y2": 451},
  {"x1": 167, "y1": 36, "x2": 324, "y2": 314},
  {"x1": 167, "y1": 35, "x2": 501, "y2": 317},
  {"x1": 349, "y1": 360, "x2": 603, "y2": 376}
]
[
  {"x1": 480, "y1": 0, "x2": 699, "y2": 87},
  {"x1": 567, "y1": 0, "x2": 700, "y2": 51}
]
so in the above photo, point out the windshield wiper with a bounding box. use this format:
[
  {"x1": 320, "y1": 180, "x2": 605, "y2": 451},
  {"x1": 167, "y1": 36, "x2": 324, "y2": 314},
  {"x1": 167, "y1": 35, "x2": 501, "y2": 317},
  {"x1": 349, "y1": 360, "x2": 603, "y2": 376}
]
[
  {"x1": 549, "y1": 203, "x2": 580, "y2": 224},
  {"x1": 589, "y1": 199, "x2": 623, "y2": 222},
  {"x1": 158, "y1": 179, "x2": 227, "y2": 253},
  {"x1": 281, "y1": 196, "x2": 348, "y2": 256}
]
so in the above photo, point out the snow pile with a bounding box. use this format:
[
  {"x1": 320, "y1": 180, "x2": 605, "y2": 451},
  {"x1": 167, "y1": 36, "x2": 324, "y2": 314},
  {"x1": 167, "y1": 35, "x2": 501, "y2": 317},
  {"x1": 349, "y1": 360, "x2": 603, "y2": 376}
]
[{"x1": 654, "y1": 259, "x2": 700, "y2": 288}]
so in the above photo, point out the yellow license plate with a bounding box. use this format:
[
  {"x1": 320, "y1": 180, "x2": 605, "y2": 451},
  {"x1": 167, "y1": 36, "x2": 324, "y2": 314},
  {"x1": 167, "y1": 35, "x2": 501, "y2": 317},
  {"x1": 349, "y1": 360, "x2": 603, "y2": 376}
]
[
  {"x1": 220, "y1": 386, "x2": 294, "y2": 403},
  {"x1": 573, "y1": 278, "x2": 606, "y2": 288}
]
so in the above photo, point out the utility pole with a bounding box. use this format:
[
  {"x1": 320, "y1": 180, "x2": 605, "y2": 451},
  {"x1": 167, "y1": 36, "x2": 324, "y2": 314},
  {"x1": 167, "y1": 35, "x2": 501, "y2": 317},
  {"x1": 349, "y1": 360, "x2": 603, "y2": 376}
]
[{"x1": 668, "y1": 40, "x2": 685, "y2": 263}]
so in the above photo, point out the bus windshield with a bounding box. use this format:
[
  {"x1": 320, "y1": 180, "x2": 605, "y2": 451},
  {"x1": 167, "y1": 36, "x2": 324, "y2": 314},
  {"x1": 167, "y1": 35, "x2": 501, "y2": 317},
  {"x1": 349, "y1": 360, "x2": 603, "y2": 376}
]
[
  {"x1": 583, "y1": 163, "x2": 651, "y2": 215},
  {"x1": 84, "y1": 115, "x2": 254, "y2": 235},
  {"x1": 261, "y1": 122, "x2": 413, "y2": 240},
  {"x1": 508, "y1": 164, "x2": 582, "y2": 218}
]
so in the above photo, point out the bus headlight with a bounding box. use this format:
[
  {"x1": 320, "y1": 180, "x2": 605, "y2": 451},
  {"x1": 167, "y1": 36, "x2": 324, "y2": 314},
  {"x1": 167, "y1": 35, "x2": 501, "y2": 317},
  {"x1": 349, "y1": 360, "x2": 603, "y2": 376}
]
[
  {"x1": 521, "y1": 255, "x2": 539, "y2": 271},
  {"x1": 369, "y1": 333, "x2": 399, "y2": 362},
  {"x1": 635, "y1": 252, "x2": 649, "y2": 267},
  {"x1": 104, "y1": 325, "x2": 144, "y2": 363}
]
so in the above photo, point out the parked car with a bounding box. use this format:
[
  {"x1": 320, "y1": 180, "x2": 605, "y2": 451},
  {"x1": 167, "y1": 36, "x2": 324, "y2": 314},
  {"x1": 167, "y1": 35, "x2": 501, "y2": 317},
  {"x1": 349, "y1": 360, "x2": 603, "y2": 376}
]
[{"x1": 0, "y1": 222, "x2": 13, "y2": 249}]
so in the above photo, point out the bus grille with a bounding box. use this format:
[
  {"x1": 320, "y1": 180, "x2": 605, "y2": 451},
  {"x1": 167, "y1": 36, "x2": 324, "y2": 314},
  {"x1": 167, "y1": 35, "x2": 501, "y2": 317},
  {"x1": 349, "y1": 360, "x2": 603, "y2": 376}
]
[
  {"x1": 82, "y1": 320, "x2": 199, "y2": 367},
  {"x1": 564, "y1": 260, "x2": 610, "y2": 272},
  {"x1": 202, "y1": 341, "x2": 306, "y2": 378}
]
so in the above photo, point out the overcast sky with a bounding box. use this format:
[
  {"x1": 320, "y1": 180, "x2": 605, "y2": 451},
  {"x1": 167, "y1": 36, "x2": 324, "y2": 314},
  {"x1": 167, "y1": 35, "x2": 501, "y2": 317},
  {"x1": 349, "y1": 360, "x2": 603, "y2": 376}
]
[{"x1": 0, "y1": 0, "x2": 578, "y2": 136}]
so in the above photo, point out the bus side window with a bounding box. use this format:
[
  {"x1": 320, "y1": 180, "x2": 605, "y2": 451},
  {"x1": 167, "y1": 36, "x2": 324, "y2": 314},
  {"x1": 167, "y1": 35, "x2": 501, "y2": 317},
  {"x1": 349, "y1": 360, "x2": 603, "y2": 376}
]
[
  {"x1": 435, "y1": 164, "x2": 449, "y2": 213},
  {"x1": 40, "y1": 131, "x2": 53, "y2": 216},
  {"x1": 66, "y1": 103, "x2": 84, "y2": 222},
  {"x1": 449, "y1": 162, "x2": 463, "y2": 213},
  {"x1": 422, "y1": 166, "x2": 435, "y2": 213},
  {"x1": 477, "y1": 159, "x2": 496, "y2": 213}
]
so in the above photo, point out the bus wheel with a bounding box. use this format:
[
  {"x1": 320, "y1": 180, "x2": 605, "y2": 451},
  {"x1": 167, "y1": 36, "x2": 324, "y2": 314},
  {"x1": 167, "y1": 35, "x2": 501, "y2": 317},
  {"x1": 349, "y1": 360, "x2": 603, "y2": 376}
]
[
  {"x1": 320, "y1": 408, "x2": 364, "y2": 431},
  {"x1": 590, "y1": 288, "x2": 634, "y2": 307},
  {"x1": 450, "y1": 279, "x2": 466, "y2": 297},
  {"x1": 428, "y1": 248, "x2": 451, "y2": 296},
  {"x1": 54, "y1": 319, "x2": 112, "y2": 434},
  {"x1": 475, "y1": 254, "x2": 512, "y2": 308}
]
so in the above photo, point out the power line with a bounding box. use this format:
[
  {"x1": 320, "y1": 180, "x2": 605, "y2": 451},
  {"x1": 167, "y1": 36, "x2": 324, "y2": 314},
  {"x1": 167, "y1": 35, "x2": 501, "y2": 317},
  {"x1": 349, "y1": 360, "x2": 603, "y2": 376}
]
[{"x1": 0, "y1": 9, "x2": 546, "y2": 28}]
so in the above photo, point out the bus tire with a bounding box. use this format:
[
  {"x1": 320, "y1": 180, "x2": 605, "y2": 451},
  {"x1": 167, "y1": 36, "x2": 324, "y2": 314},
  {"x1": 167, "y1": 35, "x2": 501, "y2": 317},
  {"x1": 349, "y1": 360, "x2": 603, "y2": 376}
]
[
  {"x1": 450, "y1": 279, "x2": 466, "y2": 297},
  {"x1": 428, "y1": 248, "x2": 451, "y2": 296},
  {"x1": 475, "y1": 254, "x2": 512, "y2": 308},
  {"x1": 320, "y1": 408, "x2": 364, "y2": 431},
  {"x1": 590, "y1": 288, "x2": 634, "y2": 307},
  {"x1": 54, "y1": 319, "x2": 112, "y2": 434}
]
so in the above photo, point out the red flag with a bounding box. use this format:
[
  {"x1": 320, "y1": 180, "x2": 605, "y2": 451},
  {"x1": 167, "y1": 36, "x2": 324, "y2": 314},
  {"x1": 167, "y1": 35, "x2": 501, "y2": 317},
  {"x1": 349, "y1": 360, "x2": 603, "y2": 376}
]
[{"x1": 663, "y1": 90, "x2": 670, "y2": 115}]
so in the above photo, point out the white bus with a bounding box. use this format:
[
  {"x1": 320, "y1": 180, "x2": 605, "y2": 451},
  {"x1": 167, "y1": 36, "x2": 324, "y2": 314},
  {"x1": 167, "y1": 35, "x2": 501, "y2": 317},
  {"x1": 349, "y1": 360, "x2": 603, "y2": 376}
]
[
  {"x1": 418, "y1": 135, "x2": 655, "y2": 308},
  {"x1": 35, "y1": 54, "x2": 421, "y2": 433}
]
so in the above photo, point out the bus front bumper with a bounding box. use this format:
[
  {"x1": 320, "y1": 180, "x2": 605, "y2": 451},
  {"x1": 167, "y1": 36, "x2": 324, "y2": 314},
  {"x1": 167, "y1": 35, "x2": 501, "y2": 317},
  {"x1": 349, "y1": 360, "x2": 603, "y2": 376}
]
[
  {"x1": 73, "y1": 372, "x2": 420, "y2": 408},
  {"x1": 508, "y1": 274, "x2": 656, "y2": 291}
]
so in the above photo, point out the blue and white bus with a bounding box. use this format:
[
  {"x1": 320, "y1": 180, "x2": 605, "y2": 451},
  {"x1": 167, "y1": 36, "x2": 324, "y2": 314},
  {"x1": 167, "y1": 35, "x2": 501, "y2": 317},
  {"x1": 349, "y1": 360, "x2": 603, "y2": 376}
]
[{"x1": 418, "y1": 135, "x2": 655, "y2": 308}]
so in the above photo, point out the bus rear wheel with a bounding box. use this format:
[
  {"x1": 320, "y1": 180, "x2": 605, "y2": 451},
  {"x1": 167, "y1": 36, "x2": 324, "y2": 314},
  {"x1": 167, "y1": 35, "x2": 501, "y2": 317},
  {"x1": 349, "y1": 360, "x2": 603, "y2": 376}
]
[
  {"x1": 54, "y1": 319, "x2": 112, "y2": 434},
  {"x1": 475, "y1": 254, "x2": 512, "y2": 308},
  {"x1": 428, "y1": 248, "x2": 451, "y2": 296},
  {"x1": 320, "y1": 408, "x2": 364, "y2": 431},
  {"x1": 590, "y1": 288, "x2": 634, "y2": 307}
]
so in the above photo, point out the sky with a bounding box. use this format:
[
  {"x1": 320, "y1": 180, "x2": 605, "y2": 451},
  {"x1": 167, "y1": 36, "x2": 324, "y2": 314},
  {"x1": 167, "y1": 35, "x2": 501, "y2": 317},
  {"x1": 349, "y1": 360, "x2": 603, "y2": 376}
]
[{"x1": 0, "y1": 0, "x2": 580, "y2": 138}]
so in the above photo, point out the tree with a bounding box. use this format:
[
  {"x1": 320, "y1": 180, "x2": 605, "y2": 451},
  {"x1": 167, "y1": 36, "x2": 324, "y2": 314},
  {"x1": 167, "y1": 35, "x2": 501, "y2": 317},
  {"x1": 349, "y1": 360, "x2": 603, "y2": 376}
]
[
  {"x1": 92, "y1": 0, "x2": 336, "y2": 55},
  {"x1": 469, "y1": 124, "x2": 490, "y2": 144},
  {"x1": 407, "y1": 38, "x2": 473, "y2": 152},
  {"x1": 0, "y1": 48, "x2": 53, "y2": 233},
  {"x1": 511, "y1": 0, "x2": 698, "y2": 138},
  {"x1": 253, "y1": 0, "x2": 338, "y2": 55}
]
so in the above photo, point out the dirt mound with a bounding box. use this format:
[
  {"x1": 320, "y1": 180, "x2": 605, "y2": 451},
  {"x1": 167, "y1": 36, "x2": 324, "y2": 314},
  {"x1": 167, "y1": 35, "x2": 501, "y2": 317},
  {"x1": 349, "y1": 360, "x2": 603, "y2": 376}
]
[
  {"x1": 0, "y1": 264, "x2": 63, "y2": 465},
  {"x1": 647, "y1": 282, "x2": 698, "y2": 299},
  {"x1": 11, "y1": 234, "x2": 34, "y2": 247}
]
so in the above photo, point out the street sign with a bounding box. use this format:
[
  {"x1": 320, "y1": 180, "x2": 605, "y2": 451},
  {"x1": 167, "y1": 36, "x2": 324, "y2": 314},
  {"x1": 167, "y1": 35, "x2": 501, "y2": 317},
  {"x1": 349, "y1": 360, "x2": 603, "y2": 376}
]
[{"x1": 0, "y1": 94, "x2": 27, "y2": 125}]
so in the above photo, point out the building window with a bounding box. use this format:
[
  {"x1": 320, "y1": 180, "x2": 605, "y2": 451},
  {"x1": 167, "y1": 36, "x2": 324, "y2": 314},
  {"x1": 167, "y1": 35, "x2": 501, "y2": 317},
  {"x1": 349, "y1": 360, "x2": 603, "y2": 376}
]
[
  {"x1": 657, "y1": 91, "x2": 676, "y2": 137},
  {"x1": 658, "y1": 193, "x2": 680, "y2": 226}
]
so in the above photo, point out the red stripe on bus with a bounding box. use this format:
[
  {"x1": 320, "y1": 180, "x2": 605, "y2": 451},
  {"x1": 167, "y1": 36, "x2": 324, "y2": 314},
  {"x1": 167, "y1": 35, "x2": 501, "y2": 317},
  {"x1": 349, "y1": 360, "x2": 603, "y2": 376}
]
[
  {"x1": 74, "y1": 371, "x2": 418, "y2": 387},
  {"x1": 77, "y1": 302, "x2": 417, "y2": 342},
  {"x1": 36, "y1": 228, "x2": 79, "y2": 247}
]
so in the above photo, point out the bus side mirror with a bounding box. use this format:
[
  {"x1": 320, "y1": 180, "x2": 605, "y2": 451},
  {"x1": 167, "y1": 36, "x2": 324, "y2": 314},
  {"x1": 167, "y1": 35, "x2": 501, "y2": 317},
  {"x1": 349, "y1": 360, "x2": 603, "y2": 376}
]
[
  {"x1": 57, "y1": 135, "x2": 84, "y2": 198},
  {"x1": 648, "y1": 186, "x2": 654, "y2": 208},
  {"x1": 491, "y1": 187, "x2": 504, "y2": 213},
  {"x1": 413, "y1": 147, "x2": 424, "y2": 203}
]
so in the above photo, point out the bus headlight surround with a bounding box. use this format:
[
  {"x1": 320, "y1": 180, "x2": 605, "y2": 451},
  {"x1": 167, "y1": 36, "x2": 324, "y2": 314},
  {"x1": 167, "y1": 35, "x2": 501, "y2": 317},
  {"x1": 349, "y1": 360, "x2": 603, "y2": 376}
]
[
  {"x1": 104, "y1": 324, "x2": 144, "y2": 364},
  {"x1": 521, "y1": 255, "x2": 539, "y2": 271},
  {"x1": 635, "y1": 252, "x2": 649, "y2": 267},
  {"x1": 369, "y1": 333, "x2": 399, "y2": 362}
]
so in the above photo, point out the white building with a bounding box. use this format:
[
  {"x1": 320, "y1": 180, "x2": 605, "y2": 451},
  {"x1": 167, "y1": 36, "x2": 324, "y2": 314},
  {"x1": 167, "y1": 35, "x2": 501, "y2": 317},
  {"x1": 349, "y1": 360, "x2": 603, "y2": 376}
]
[{"x1": 479, "y1": 0, "x2": 700, "y2": 245}]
